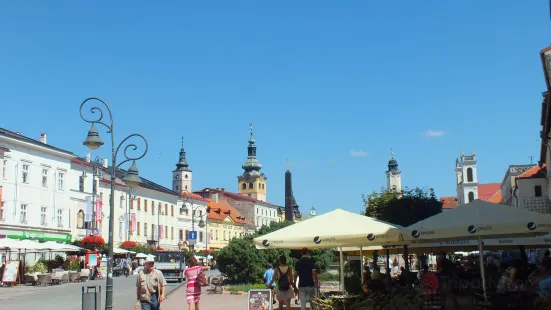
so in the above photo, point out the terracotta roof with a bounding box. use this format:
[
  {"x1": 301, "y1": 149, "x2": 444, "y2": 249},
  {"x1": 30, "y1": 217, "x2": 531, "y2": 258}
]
[
  {"x1": 487, "y1": 190, "x2": 502, "y2": 203},
  {"x1": 194, "y1": 188, "x2": 281, "y2": 208},
  {"x1": 71, "y1": 157, "x2": 96, "y2": 167},
  {"x1": 440, "y1": 196, "x2": 458, "y2": 209},
  {"x1": 517, "y1": 164, "x2": 546, "y2": 180},
  {"x1": 206, "y1": 199, "x2": 253, "y2": 225},
  {"x1": 181, "y1": 191, "x2": 209, "y2": 202},
  {"x1": 477, "y1": 183, "x2": 501, "y2": 201}
]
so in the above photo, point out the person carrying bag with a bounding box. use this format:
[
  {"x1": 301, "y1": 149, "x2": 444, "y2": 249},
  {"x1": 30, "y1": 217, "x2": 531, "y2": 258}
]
[{"x1": 136, "y1": 255, "x2": 167, "y2": 310}]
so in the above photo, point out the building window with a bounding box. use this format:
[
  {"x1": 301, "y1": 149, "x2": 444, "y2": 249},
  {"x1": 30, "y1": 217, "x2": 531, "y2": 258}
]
[
  {"x1": 171, "y1": 227, "x2": 174, "y2": 240},
  {"x1": 171, "y1": 205, "x2": 174, "y2": 216},
  {"x1": 79, "y1": 175, "x2": 85, "y2": 192},
  {"x1": 215, "y1": 230, "x2": 219, "y2": 240},
  {"x1": 466, "y1": 168, "x2": 473, "y2": 182},
  {"x1": 57, "y1": 209, "x2": 63, "y2": 227},
  {"x1": 185, "y1": 230, "x2": 190, "y2": 241},
  {"x1": 58, "y1": 172, "x2": 64, "y2": 189},
  {"x1": 249, "y1": 183, "x2": 253, "y2": 189},
  {"x1": 176, "y1": 185, "x2": 179, "y2": 191},
  {"x1": 137, "y1": 222, "x2": 141, "y2": 235},
  {"x1": 242, "y1": 183, "x2": 246, "y2": 190},
  {"x1": 468, "y1": 192, "x2": 475, "y2": 203},
  {"x1": 185, "y1": 185, "x2": 188, "y2": 191},
  {"x1": 185, "y1": 174, "x2": 188, "y2": 179},
  {"x1": 179, "y1": 229, "x2": 183, "y2": 241},
  {"x1": 144, "y1": 223, "x2": 148, "y2": 237},
  {"x1": 42, "y1": 169, "x2": 48, "y2": 187},
  {"x1": 0, "y1": 201, "x2": 4, "y2": 220},
  {"x1": 130, "y1": 199, "x2": 134, "y2": 210},
  {"x1": 144, "y1": 199, "x2": 148, "y2": 212},
  {"x1": 535, "y1": 185, "x2": 543, "y2": 197},
  {"x1": 137, "y1": 198, "x2": 141, "y2": 211},
  {"x1": 20, "y1": 204, "x2": 27, "y2": 224},
  {"x1": 152, "y1": 224, "x2": 155, "y2": 239},
  {"x1": 22, "y1": 164, "x2": 29, "y2": 183},
  {"x1": 77, "y1": 210, "x2": 84, "y2": 228},
  {"x1": 2, "y1": 160, "x2": 6, "y2": 180},
  {"x1": 41, "y1": 207, "x2": 47, "y2": 226},
  {"x1": 199, "y1": 231, "x2": 204, "y2": 243}
]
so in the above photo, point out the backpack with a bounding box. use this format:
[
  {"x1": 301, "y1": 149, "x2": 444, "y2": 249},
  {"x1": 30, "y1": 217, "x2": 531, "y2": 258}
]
[{"x1": 277, "y1": 266, "x2": 290, "y2": 291}]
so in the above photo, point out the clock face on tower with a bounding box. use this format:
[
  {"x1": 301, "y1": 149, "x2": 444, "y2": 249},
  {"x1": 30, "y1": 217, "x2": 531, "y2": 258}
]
[
  {"x1": 175, "y1": 175, "x2": 180, "y2": 179},
  {"x1": 244, "y1": 174, "x2": 250, "y2": 181}
]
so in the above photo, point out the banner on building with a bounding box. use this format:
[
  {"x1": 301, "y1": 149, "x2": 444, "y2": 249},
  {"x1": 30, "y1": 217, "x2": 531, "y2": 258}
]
[
  {"x1": 95, "y1": 195, "x2": 103, "y2": 223},
  {"x1": 84, "y1": 196, "x2": 93, "y2": 222},
  {"x1": 129, "y1": 213, "x2": 136, "y2": 233}
]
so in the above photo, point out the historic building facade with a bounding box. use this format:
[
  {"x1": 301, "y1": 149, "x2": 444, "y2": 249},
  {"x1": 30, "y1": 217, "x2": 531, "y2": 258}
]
[{"x1": 0, "y1": 129, "x2": 73, "y2": 243}]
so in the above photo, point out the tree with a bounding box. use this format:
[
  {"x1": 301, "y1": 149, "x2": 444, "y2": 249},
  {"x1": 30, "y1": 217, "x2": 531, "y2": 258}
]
[
  {"x1": 363, "y1": 187, "x2": 442, "y2": 266},
  {"x1": 217, "y1": 221, "x2": 333, "y2": 284},
  {"x1": 363, "y1": 187, "x2": 442, "y2": 227}
]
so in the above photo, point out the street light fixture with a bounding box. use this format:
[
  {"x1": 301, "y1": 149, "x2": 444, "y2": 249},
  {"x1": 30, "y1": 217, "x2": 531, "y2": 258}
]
[
  {"x1": 181, "y1": 201, "x2": 206, "y2": 252},
  {"x1": 80, "y1": 97, "x2": 148, "y2": 310}
]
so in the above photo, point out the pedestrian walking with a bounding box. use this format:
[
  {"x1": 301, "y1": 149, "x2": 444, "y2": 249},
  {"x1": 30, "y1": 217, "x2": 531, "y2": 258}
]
[
  {"x1": 136, "y1": 255, "x2": 167, "y2": 310},
  {"x1": 267, "y1": 255, "x2": 297, "y2": 310},
  {"x1": 264, "y1": 263, "x2": 276, "y2": 304},
  {"x1": 294, "y1": 248, "x2": 319, "y2": 310},
  {"x1": 184, "y1": 256, "x2": 207, "y2": 310},
  {"x1": 123, "y1": 257, "x2": 129, "y2": 277}
]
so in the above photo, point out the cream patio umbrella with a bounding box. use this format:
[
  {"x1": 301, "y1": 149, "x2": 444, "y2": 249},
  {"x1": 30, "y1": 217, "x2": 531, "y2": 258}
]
[
  {"x1": 253, "y1": 208, "x2": 404, "y2": 292},
  {"x1": 402, "y1": 199, "x2": 551, "y2": 300},
  {"x1": 253, "y1": 209, "x2": 404, "y2": 249}
]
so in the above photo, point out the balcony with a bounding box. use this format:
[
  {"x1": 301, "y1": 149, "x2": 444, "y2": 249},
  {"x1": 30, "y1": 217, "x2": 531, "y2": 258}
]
[{"x1": 503, "y1": 197, "x2": 551, "y2": 214}]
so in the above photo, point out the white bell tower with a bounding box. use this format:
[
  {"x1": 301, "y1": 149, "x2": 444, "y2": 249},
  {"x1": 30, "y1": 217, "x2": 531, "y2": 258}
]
[
  {"x1": 455, "y1": 152, "x2": 478, "y2": 205},
  {"x1": 386, "y1": 151, "x2": 402, "y2": 195},
  {"x1": 172, "y1": 137, "x2": 192, "y2": 193}
]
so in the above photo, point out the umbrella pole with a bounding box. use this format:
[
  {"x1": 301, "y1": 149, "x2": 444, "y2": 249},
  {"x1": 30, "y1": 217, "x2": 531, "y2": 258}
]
[
  {"x1": 359, "y1": 247, "x2": 363, "y2": 280},
  {"x1": 477, "y1": 236, "x2": 487, "y2": 301},
  {"x1": 339, "y1": 247, "x2": 345, "y2": 294}
]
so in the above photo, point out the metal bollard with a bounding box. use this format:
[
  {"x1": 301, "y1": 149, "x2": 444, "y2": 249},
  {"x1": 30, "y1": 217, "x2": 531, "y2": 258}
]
[{"x1": 82, "y1": 286, "x2": 101, "y2": 310}]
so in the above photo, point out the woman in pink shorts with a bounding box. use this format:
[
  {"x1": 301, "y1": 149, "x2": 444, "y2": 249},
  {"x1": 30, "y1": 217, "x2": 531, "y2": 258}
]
[{"x1": 184, "y1": 256, "x2": 206, "y2": 310}]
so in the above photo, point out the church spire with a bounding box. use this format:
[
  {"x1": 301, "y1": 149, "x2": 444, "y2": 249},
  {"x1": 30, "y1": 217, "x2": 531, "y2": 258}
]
[
  {"x1": 387, "y1": 150, "x2": 399, "y2": 174},
  {"x1": 176, "y1": 136, "x2": 191, "y2": 171},
  {"x1": 242, "y1": 123, "x2": 262, "y2": 175}
]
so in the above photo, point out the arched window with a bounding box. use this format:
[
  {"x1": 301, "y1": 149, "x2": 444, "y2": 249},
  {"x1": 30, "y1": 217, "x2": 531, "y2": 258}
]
[
  {"x1": 185, "y1": 174, "x2": 188, "y2": 179},
  {"x1": 248, "y1": 183, "x2": 253, "y2": 189},
  {"x1": 467, "y1": 168, "x2": 474, "y2": 182},
  {"x1": 242, "y1": 183, "x2": 246, "y2": 190},
  {"x1": 184, "y1": 185, "x2": 188, "y2": 191},
  {"x1": 468, "y1": 192, "x2": 475, "y2": 202},
  {"x1": 77, "y1": 210, "x2": 84, "y2": 229}
]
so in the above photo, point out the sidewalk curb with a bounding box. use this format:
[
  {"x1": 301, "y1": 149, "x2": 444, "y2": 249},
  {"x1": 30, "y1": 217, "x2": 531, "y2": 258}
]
[{"x1": 166, "y1": 282, "x2": 186, "y2": 298}]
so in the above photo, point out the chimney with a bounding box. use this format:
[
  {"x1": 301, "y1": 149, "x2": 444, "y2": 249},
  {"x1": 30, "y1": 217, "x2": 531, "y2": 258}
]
[
  {"x1": 213, "y1": 193, "x2": 219, "y2": 203},
  {"x1": 103, "y1": 158, "x2": 108, "y2": 168},
  {"x1": 40, "y1": 133, "x2": 47, "y2": 144},
  {"x1": 86, "y1": 153, "x2": 91, "y2": 163},
  {"x1": 221, "y1": 188, "x2": 225, "y2": 192}
]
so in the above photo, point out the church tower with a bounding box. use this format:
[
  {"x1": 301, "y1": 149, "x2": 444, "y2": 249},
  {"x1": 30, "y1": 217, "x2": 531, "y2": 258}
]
[
  {"x1": 455, "y1": 152, "x2": 478, "y2": 205},
  {"x1": 386, "y1": 152, "x2": 402, "y2": 195},
  {"x1": 237, "y1": 124, "x2": 267, "y2": 201},
  {"x1": 172, "y1": 137, "x2": 192, "y2": 193}
]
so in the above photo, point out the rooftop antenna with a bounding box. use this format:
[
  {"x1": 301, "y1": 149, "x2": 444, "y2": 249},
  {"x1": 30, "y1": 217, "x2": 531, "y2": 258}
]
[
  {"x1": 286, "y1": 158, "x2": 291, "y2": 170},
  {"x1": 529, "y1": 156, "x2": 534, "y2": 165}
]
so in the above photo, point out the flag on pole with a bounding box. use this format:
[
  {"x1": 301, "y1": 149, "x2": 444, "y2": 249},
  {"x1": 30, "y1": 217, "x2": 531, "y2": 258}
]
[{"x1": 84, "y1": 196, "x2": 93, "y2": 222}]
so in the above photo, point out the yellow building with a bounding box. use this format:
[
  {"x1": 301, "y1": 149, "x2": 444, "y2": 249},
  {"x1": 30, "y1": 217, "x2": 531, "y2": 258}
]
[{"x1": 207, "y1": 199, "x2": 253, "y2": 250}]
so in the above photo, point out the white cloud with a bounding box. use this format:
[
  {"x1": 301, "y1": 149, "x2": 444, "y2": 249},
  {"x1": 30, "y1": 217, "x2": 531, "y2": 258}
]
[
  {"x1": 422, "y1": 130, "x2": 445, "y2": 137},
  {"x1": 350, "y1": 150, "x2": 368, "y2": 157}
]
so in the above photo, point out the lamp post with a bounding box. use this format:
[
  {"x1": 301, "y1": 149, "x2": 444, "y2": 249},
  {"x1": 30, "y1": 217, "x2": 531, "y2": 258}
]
[
  {"x1": 91, "y1": 156, "x2": 102, "y2": 230},
  {"x1": 80, "y1": 97, "x2": 148, "y2": 310},
  {"x1": 181, "y1": 202, "x2": 206, "y2": 253},
  {"x1": 126, "y1": 188, "x2": 136, "y2": 241}
]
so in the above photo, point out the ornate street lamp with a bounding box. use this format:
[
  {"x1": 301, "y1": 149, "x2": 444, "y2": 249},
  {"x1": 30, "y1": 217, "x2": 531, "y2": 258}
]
[{"x1": 80, "y1": 97, "x2": 148, "y2": 310}]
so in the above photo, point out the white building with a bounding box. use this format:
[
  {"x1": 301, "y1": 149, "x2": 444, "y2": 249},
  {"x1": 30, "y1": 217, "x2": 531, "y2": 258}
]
[
  {"x1": 499, "y1": 164, "x2": 551, "y2": 214},
  {"x1": 0, "y1": 129, "x2": 73, "y2": 243},
  {"x1": 177, "y1": 192, "x2": 208, "y2": 250},
  {"x1": 253, "y1": 201, "x2": 280, "y2": 228}
]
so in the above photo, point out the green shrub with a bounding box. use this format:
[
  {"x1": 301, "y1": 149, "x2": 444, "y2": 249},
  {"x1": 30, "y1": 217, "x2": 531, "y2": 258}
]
[
  {"x1": 318, "y1": 272, "x2": 339, "y2": 282},
  {"x1": 226, "y1": 283, "x2": 266, "y2": 292},
  {"x1": 33, "y1": 261, "x2": 48, "y2": 273}
]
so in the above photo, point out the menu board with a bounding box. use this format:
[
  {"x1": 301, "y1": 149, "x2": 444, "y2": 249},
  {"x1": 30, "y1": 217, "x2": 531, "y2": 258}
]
[
  {"x1": 2, "y1": 260, "x2": 20, "y2": 284},
  {"x1": 248, "y1": 289, "x2": 272, "y2": 310}
]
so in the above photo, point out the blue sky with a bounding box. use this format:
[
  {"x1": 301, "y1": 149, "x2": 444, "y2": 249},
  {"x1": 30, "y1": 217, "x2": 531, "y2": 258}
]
[{"x1": 1, "y1": 1, "x2": 549, "y2": 215}]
